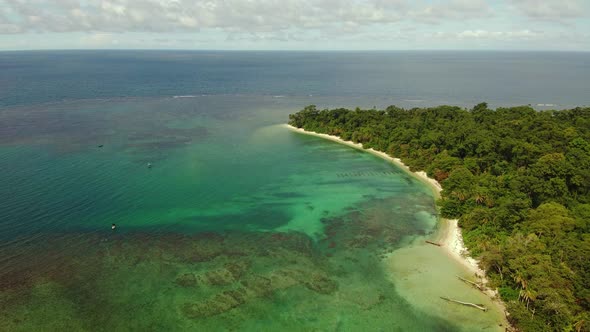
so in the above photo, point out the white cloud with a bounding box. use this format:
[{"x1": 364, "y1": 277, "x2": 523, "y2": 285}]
[
  {"x1": 509, "y1": 0, "x2": 589, "y2": 20},
  {"x1": 81, "y1": 32, "x2": 117, "y2": 46},
  {"x1": 423, "y1": 28, "x2": 539, "y2": 42},
  {"x1": 0, "y1": 0, "x2": 588, "y2": 50},
  {"x1": 456, "y1": 29, "x2": 539, "y2": 40},
  {"x1": 0, "y1": 24, "x2": 20, "y2": 33},
  {"x1": 412, "y1": 0, "x2": 492, "y2": 24},
  {"x1": 0, "y1": 0, "x2": 495, "y2": 35}
]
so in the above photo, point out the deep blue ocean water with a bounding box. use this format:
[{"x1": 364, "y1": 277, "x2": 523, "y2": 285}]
[{"x1": 1, "y1": 50, "x2": 588, "y2": 108}]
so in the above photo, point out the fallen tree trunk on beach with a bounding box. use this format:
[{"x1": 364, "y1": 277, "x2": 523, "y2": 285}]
[
  {"x1": 440, "y1": 296, "x2": 488, "y2": 311},
  {"x1": 457, "y1": 275, "x2": 486, "y2": 293},
  {"x1": 425, "y1": 240, "x2": 442, "y2": 246}
]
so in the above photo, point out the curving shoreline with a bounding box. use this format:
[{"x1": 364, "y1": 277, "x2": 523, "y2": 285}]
[
  {"x1": 284, "y1": 124, "x2": 484, "y2": 275},
  {"x1": 285, "y1": 124, "x2": 514, "y2": 330}
]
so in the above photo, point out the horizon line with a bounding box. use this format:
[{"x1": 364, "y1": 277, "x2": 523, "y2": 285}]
[{"x1": 1, "y1": 48, "x2": 589, "y2": 53}]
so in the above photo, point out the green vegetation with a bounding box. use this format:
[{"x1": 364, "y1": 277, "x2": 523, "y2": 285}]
[{"x1": 289, "y1": 103, "x2": 590, "y2": 331}]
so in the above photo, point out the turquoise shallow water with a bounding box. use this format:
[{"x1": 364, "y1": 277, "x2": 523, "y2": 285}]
[
  {"x1": 3, "y1": 50, "x2": 585, "y2": 330},
  {"x1": 0, "y1": 95, "x2": 502, "y2": 331},
  {"x1": 0, "y1": 96, "x2": 430, "y2": 237}
]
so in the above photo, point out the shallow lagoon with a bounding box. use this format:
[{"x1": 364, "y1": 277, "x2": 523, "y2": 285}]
[{"x1": 0, "y1": 95, "x2": 504, "y2": 331}]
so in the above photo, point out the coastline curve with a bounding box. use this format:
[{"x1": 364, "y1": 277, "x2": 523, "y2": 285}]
[{"x1": 285, "y1": 123, "x2": 510, "y2": 330}]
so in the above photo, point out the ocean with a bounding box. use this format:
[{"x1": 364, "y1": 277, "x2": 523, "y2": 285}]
[{"x1": 0, "y1": 51, "x2": 588, "y2": 331}]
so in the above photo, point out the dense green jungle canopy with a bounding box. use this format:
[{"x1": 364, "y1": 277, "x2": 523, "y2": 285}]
[{"x1": 289, "y1": 103, "x2": 590, "y2": 332}]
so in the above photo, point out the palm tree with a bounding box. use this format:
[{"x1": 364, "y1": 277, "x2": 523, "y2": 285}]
[
  {"x1": 519, "y1": 289, "x2": 537, "y2": 310},
  {"x1": 452, "y1": 191, "x2": 467, "y2": 201},
  {"x1": 474, "y1": 192, "x2": 487, "y2": 205},
  {"x1": 513, "y1": 272, "x2": 527, "y2": 290},
  {"x1": 574, "y1": 318, "x2": 586, "y2": 332}
]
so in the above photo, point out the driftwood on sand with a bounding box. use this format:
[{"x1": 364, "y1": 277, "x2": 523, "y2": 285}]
[
  {"x1": 457, "y1": 275, "x2": 487, "y2": 293},
  {"x1": 440, "y1": 296, "x2": 488, "y2": 312}
]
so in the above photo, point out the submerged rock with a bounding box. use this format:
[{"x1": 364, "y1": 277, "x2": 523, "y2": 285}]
[
  {"x1": 175, "y1": 273, "x2": 197, "y2": 287},
  {"x1": 182, "y1": 288, "x2": 248, "y2": 318},
  {"x1": 303, "y1": 273, "x2": 338, "y2": 295},
  {"x1": 241, "y1": 275, "x2": 273, "y2": 297},
  {"x1": 202, "y1": 269, "x2": 236, "y2": 286},
  {"x1": 224, "y1": 260, "x2": 250, "y2": 279}
]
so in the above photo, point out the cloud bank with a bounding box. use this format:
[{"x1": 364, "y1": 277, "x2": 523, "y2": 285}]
[
  {"x1": 0, "y1": 0, "x2": 492, "y2": 34},
  {"x1": 0, "y1": 0, "x2": 588, "y2": 50}
]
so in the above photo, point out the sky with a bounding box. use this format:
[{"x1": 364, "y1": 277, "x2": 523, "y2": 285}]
[{"x1": 0, "y1": 0, "x2": 589, "y2": 51}]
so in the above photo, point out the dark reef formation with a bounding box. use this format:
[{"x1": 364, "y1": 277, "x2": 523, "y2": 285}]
[{"x1": 0, "y1": 193, "x2": 449, "y2": 331}]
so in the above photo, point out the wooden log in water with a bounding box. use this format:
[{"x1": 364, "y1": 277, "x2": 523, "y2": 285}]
[
  {"x1": 457, "y1": 275, "x2": 486, "y2": 292},
  {"x1": 440, "y1": 297, "x2": 488, "y2": 311},
  {"x1": 425, "y1": 240, "x2": 442, "y2": 246}
]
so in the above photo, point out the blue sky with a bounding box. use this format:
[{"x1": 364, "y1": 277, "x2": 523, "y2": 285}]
[{"x1": 0, "y1": 0, "x2": 589, "y2": 51}]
